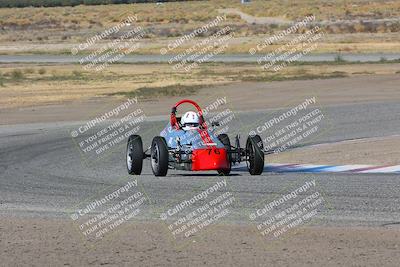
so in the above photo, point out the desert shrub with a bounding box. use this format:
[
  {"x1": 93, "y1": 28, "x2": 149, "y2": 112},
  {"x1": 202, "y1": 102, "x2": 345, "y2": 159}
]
[
  {"x1": 72, "y1": 70, "x2": 83, "y2": 77},
  {"x1": 353, "y1": 22, "x2": 366, "y2": 33},
  {"x1": 11, "y1": 69, "x2": 24, "y2": 81},
  {"x1": 0, "y1": 72, "x2": 4, "y2": 87},
  {"x1": 38, "y1": 68, "x2": 46, "y2": 75},
  {"x1": 24, "y1": 68, "x2": 35, "y2": 74}
]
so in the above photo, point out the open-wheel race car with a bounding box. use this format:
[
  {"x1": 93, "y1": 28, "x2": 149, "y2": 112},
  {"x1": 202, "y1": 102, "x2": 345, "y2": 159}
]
[{"x1": 126, "y1": 99, "x2": 264, "y2": 176}]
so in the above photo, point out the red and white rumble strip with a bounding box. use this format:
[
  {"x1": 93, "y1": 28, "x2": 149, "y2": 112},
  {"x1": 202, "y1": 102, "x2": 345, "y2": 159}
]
[{"x1": 232, "y1": 163, "x2": 400, "y2": 174}]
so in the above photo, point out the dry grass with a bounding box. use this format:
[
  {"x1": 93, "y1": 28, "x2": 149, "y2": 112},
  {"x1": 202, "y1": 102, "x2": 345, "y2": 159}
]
[
  {"x1": 0, "y1": 62, "x2": 399, "y2": 109},
  {"x1": 0, "y1": 0, "x2": 400, "y2": 54},
  {"x1": 1, "y1": 0, "x2": 399, "y2": 27},
  {"x1": 236, "y1": 0, "x2": 400, "y2": 21},
  {"x1": 2, "y1": 36, "x2": 400, "y2": 55}
]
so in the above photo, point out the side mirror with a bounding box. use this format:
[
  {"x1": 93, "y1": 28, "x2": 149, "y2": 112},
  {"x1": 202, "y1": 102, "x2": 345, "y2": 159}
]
[{"x1": 171, "y1": 106, "x2": 177, "y2": 114}]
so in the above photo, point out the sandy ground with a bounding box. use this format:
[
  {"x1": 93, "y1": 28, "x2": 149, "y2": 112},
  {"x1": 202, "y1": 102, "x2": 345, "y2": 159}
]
[
  {"x1": 1, "y1": 63, "x2": 399, "y2": 110},
  {"x1": 1, "y1": 74, "x2": 400, "y2": 125},
  {"x1": 1, "y1": 217, "x2": 399, "y2": 266},
  {"x1": 270, "y1": 135, "x2": 400, "y2": 165}
]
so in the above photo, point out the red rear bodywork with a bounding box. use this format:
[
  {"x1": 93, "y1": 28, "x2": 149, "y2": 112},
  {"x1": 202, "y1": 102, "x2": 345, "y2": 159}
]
[{"x1": 191, "y1": 148, "x2": 230, "y2": 171}]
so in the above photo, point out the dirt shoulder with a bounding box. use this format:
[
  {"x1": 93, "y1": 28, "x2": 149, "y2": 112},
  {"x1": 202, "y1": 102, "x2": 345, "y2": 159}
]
[
  {"x1": 1, "y1": 62, "x2": 399, "y2": 111},
  {"x1": 1, "y1": 217, "x2": 399, "y2": 266},
  {"x1": 270, "y1": 135, "x2": 400, "y2": 166},
  {"x1": 1, "y1": 74, "x2": 400, "y2": 125}
]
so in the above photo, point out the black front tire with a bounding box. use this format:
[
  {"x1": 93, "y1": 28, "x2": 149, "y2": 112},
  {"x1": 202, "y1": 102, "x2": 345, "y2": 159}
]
[
  {"x1": 246, "y1": 135, "x2": 264, "y2": 175},
  {"x1": 126, "y1": 135, "x2": 144, "y2": 175},
  {"x1": 151, "y1": 136, "x2": 169, "y2": 176},
  {"x1": 217, "y1": 134, "x2": 231, "y2": 176}
]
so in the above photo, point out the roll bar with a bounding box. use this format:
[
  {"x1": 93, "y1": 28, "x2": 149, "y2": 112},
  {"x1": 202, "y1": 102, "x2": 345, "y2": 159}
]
[{"x1": 170, "y1": 99, "x2": 207, "y2": 130}]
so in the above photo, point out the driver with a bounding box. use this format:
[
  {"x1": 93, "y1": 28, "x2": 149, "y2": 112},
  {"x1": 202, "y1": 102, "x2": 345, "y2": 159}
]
[{"x1": 180, "y1": 111, "x2": 200, "y2": 131}]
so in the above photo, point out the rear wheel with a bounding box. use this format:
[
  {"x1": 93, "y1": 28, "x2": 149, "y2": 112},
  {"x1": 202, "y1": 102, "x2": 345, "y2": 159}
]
[
  {"x1": 151, "y1": 136, "x2": 169, "y2": 176},
  {"x1": 246, "y1": 135, "x2": 264, "y2": 175},
  {"x1": 126, "y1": 135, "x2": 143, "y2": 175},
  {"x1": 217, "y1": 134, "x2": 231, "y2": 176}
]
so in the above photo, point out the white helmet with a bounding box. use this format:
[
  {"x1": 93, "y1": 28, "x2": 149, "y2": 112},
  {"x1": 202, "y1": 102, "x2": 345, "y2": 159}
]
[{"x1": 181, "y1": 111, "x2": 200, "y2": 130}]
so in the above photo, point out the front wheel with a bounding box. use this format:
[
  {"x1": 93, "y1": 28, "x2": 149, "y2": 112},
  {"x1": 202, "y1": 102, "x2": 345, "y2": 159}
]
[
  {"x1": 126, "y1": 135, "x2": 144, "y2": 175},
  {"x1": 246, "y1": 135, "x2": 264, "y2": 175},
  {"x1": 151, "y1": 136, "x2": 169, "y2": 176}
]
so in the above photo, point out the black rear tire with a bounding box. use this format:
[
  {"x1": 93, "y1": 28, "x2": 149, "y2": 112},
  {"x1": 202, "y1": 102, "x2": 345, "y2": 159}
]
[
  {"x1": 151, "y1": 136, "x2": 169, "y2": 176},
  {"x1": 246, "y1": 135, "x2": 264, "y2": 175},
  {"x1": 217, "y1": 134, "x2": 231, "y2": 176},
  {"x1": 126, "y1": 135, "x2": 143, "y2": 175}
]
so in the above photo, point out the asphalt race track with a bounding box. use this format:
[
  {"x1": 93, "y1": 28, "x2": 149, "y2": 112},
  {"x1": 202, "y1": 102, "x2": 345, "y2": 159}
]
[{"x1": 1, "y1": 101, "x2": 400, "y2": 228}]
